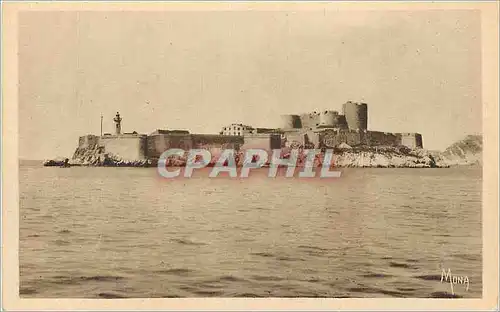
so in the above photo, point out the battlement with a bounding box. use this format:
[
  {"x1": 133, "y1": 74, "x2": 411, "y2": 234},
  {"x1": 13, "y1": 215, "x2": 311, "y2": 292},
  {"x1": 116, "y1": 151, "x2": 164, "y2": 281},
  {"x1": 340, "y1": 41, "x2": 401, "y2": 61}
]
[{"x1": 277, "y1": 101, "x2": 367, "y2": 131}]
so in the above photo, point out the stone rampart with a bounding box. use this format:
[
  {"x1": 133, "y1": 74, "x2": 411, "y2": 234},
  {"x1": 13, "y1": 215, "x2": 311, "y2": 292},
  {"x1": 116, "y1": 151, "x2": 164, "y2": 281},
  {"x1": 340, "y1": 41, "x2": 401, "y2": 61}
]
[{"x1": 99, "y1": 134, "x2": 148, "y2": 161}]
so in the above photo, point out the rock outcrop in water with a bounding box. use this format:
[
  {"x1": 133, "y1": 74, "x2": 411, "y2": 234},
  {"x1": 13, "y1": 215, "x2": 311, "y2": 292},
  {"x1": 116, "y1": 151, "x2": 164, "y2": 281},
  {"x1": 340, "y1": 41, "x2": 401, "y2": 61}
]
[
  {"x1": 42, "y1": 157, "x2": 68, "y2": 167},
  {"x1": 64, "y1": 144, "x2": 153, "y2": 167}
]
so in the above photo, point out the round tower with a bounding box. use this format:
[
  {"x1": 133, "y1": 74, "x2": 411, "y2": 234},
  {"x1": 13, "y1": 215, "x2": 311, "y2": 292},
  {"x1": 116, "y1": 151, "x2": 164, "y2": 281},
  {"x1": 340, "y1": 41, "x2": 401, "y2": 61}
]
[
  {"x1": 342, "y1": 102, "x2": 368, "y2": 130},
  {"x1": 279, "y1": 114, "x2": 302, "y2": 129},
  {"x1": 319, "y1": 110, "x2": 339, "y2": 127}
]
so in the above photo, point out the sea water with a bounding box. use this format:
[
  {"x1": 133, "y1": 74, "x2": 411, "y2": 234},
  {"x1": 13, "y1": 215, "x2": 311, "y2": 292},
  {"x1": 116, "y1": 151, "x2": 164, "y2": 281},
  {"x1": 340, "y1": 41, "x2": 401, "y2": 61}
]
[{"x1": 19, "y1": 164, "x2": 482, "y2": 298}]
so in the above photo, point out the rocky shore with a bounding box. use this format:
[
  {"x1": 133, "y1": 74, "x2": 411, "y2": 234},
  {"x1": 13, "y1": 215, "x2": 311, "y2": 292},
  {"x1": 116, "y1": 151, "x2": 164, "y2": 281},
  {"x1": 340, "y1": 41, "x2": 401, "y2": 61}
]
[
  {"x1": 437, "y1": 134, "x2": 482, "y2": 166},
  {"x1": 328, "y1": 146, "x2": 446, "y2": 168},
  {"x1": 44, "y1": 143, "x2": 452, "y2": 168},
  {"x1": 45, "y1": 133, "x2": 484, "y2": 169},
  {"x1": 43, "y1": 144, "x2": 153, "y2": 167}
]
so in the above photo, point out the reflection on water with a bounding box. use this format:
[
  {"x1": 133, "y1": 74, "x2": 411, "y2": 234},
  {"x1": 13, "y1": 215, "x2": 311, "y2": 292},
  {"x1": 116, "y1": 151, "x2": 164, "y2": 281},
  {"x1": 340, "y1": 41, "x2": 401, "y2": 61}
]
[{"x1": 19, "y1": 165, "x2": 482, "y2": 298}]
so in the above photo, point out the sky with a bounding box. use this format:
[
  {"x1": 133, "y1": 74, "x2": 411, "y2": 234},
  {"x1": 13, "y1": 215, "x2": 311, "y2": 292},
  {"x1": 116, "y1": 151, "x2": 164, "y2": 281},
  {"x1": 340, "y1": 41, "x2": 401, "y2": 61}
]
[{"x1": 18, "y1": 9, "x2": 482, "y2": 160}]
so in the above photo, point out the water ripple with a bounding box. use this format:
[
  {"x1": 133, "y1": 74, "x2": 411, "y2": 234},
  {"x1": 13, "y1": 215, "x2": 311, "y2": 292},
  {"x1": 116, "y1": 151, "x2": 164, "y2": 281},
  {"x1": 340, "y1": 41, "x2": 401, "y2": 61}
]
[{"x1": 19, "y1": 166, "x2": 483, "y2": 298}]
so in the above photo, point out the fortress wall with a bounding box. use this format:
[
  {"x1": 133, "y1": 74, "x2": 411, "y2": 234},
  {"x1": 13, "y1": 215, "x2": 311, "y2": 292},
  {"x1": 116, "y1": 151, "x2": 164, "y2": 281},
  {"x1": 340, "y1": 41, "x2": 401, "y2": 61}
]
[
  {"x1": 283, "y1": 130, "x2": 306, "y2": 147},
  {"x1": 317, "y1": 111, "x2": 349, "y2": 129},
  {"x1": 319, "y1": 111, "x2": 337, "y2": 127},
  {"x1": 279, "y1": 114, "x2": 302, "y2": 129},
  {"x1": 342, "y1": 131, "x2": 362, "y2": 146},
  {"x1": 192, "y1": 134, "x2": 244, "y2": 156},
  {"x1": 332, "y1": 115, "x2": 348, "y2": 129},
  {"x1": 316, "y1": 130, "x2": 421, "y2": 148},
  {"x1": 337, "y1": 115, "x2": 349, "y2": 129},
  {"x1": 146, "y1": 134, "x2": 244, "y2": 159},
  {"x1": 348, "y1": 132, "x2": 363, "y2": 146},
  {"x1": 302, "y1": 129, "x2": 321, "y2": 147},
  {"x1": 191, "y1": 134, "x2": 243, "y2": 147},
  {"x1": 254, "y1": 127, "x2": 282, "y2": 134},
  {"x1": 270, "y1": 134, "x2": 283, "y2": 149},
  {"x1": 299, "y1": 112, "x2": 320, "y2": 129},
  {"x1": 241, "y1": 134, "x2": 282, "y2": 152},
  {"x1": 318, "y1": 130, "x2": 338, "y2": 148},
  {"x1": 318, "y1": 129, "x2": 363, "y2": 148},
  {"x1": 79, "y1": 135, "x2": 100, "y2": 148},
  {"x1": 146, "y1": 134, "x2": 193, "y2": 158},
  {"x1": 292, "y1": 128, "x2": 321, "y2": 147},
  {"x1": 400, "y1": 133, "x2": 423, "y2": 149},
  {"x1": 416, "y1": 134, "x2": 423, "y2": 148},
  {"x1": 365, "y1": 131, "x2": 400, "y2": 146},
  {"x1": 140, "y1": 137, "x2": 148, "y2": 159},
  {"x1": 100, "y1": 135, "x2": 147, "y2": 160}
]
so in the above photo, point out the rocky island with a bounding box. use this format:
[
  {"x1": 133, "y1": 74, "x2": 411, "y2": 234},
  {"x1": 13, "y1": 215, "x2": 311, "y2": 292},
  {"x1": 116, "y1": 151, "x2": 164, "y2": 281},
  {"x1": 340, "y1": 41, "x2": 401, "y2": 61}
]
[
  {"x1": 43, "y1": 138, "x2": 481, "y2": 169},
  {"x1": 43, "y1": 103, "x2": 482, "y2": 169}
]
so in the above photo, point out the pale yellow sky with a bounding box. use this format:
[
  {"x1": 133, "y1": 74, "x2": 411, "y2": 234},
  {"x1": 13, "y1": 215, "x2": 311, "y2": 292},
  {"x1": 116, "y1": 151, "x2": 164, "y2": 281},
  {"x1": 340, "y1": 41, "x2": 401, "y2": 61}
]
[{"x1": 19, "y1": 9, "x2": 482, "y2": 159}]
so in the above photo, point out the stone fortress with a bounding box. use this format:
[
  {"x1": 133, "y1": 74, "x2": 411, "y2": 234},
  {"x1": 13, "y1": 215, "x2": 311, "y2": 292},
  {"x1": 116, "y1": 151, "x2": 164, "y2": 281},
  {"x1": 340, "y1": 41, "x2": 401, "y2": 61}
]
[
  {"x1": 273, "y1": 101, "x2": 423, "y2": 150},
  {"x1": 76, "y1": 101, "x2": 423, "y2": 163}
]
